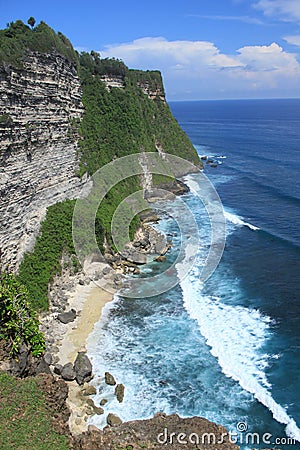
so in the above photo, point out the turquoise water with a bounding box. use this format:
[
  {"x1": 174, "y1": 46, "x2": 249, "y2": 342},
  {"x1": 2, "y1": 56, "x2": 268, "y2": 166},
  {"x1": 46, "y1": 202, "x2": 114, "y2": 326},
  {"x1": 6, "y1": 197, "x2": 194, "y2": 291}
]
[{"x1": 88, "y1": 99, "x2": 300, "y2": 449}]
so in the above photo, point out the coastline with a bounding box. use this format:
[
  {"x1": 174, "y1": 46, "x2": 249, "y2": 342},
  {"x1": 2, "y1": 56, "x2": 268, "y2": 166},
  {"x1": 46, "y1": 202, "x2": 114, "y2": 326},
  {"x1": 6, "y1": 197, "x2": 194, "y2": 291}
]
[
  {"x1": 40, "y1": 260, "x2": 117, "y2": 435},
  {"x1": 59, "y1": 282, "x2": 115, "y2": 435},
  {"x1": 57, "y1": 283, "x2": 114, "y2": 366}
]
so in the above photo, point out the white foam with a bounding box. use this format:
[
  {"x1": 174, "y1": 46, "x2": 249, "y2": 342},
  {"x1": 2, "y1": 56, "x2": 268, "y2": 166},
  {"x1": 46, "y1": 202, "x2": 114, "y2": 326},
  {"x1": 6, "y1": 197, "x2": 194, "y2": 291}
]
[
  {"x1": 224, "y1": 210, "x2": 260, "y2": 231},
  {"x1": 177, "y1": 257, "x2": 300, "y2": 442}
]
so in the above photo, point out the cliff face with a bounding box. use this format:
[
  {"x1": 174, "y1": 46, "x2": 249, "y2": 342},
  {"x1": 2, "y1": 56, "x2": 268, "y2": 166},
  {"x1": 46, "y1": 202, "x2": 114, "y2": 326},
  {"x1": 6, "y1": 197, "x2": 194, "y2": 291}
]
[{"x1": 0, "y1": 51, "x2": 91, "y2": 269}]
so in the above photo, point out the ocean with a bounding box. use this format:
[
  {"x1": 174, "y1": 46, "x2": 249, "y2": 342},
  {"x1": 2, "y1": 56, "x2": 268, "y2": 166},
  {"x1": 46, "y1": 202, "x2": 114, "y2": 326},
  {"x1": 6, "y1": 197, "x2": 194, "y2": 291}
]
[{"x1": 87, "y1": 99, "x2": 300, "y2": 449}]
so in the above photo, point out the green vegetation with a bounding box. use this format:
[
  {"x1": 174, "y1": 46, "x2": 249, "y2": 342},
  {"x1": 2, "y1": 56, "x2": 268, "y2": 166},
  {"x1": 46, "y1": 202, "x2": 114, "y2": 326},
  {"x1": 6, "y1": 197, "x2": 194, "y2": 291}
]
[
  {"x1": 78, "y1": 54, "x2": 199, "y2": 174},
  {"x1": 0, "y1": 20, "x2": 77, "y2": 66},
  {"x1": 0, "y1": 372, "x2": 70, "y2": 449},
  {"x1": 0, "y1": 113, "x2": 13, "y2": 125},
  {"x1": 0, "y1": 272, "x2": 45, "y2": 356},
  {"x1": 79, "y1": 51, "x2": 127, "y2": 77},
  {"x1": 18, "y1": 200, "x2": 77, "y2": 311}
]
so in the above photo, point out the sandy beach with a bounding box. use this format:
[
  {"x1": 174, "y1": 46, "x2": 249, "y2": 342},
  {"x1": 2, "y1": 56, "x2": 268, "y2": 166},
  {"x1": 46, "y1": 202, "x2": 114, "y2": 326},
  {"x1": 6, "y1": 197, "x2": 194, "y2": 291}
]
[
  {"x1": 58, "y1": 283, "x2": 114, "y2": 366},
  {"x1": 49, "y1": 265, "x2": 116, "y2": 435}
]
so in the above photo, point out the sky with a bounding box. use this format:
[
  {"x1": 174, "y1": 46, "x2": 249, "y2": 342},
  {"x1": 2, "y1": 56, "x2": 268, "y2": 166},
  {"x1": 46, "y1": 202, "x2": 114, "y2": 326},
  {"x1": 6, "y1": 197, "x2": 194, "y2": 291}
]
[{"x1": 2, "y1": 0, "x2": 300, "y2": 100}]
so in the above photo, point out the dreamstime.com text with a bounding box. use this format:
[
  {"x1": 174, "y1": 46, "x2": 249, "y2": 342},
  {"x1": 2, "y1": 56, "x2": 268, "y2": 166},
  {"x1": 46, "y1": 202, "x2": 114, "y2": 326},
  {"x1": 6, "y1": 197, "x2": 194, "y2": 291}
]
[{"x1": 157, "y1": 423, "x2": 297, "y2": 447}]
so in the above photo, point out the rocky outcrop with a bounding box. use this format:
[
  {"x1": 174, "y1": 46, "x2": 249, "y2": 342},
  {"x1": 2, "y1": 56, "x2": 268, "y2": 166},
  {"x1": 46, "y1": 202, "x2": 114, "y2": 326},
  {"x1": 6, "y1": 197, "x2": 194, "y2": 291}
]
[
  {"x1": 100, "y1": 75, "x2": 125, "y2": 90},
  {"x1": 114, "y1": 383, "x2": 125, "y2": 403},
  {"x1": 137, "y1": 81, "x2": 166, "y2": 102},
  {"x1": 0, "y1": 51, "x2": 91, "y2": 270},
  {"x1": 105, "y1": 371, "x2": 116, "y2": 386},
  {"x1": 73, "y1": 413, "x2": 239, "y2": 449}
]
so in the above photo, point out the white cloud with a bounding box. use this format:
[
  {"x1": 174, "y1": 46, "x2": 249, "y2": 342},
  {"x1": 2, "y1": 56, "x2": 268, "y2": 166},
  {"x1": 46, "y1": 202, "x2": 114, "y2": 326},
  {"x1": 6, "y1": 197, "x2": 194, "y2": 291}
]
[
  {"x1": 102, "y1": 37, "x2": 240, "y2": 71},
  {"x1": 253, "y1": 0, "x2": 300, "y2": 22},
  {"x1": 284, "y1": 35, "x2": 300, "y2": 46},
  {"x1": 100, "y1": 37, "x2": 300, "y2": 100},
  {"x1": 237, "y1": 42, "x2": 299, "y2": 71}
]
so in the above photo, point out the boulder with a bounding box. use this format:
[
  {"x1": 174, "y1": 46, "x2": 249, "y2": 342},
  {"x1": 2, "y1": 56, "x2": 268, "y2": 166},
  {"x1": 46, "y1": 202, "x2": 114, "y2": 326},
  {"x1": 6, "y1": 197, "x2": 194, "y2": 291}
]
[
  {"x1": 154, "y1": 255, "x2": 166, "y2": 263},
  {"x1": 57, "y1": 309, "x2": 76, "y2": 324},
  {"x1": 115, "y1": 383, "x2": 125, "y2": 403},
  {"x1": 100, "y1": 398, "x2": 108, "y2": 406},
  {"x1": 10, "y1": 342, "x2": 29, "y2": 376},
  {"x1": 43, "y1": 352, "x2": 53, "y2": 366},
  {"x1": 61, "y1": 362, "x2": 76, "y2": 381},
  {"x1": 33, "y1": 357, "x2": 51, "y2": 375},
  {"x1": 82, "y1": 385, "x2": 97, "y2": 396},
  {"x1": 105, "y1": 371, "x2": 116, "y2": 386},
  {"x1": 107, "y1": 413, "x2": 122, "y2": 427},
  {"x1": 93, "y1": 406, "x2": 104, "y2": 415},
  {"x1": 54, "y1": 364, "x2": 63, "y2": 375},
  {"x1": 74, "y1": 352, "x2": 93, "y2": 385}
]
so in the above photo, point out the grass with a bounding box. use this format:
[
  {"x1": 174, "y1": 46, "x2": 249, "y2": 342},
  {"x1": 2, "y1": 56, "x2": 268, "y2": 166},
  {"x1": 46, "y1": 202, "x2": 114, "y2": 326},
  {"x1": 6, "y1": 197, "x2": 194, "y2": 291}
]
[{"x1": 0, "y1": 372, "x2": 70, "y2": 449}]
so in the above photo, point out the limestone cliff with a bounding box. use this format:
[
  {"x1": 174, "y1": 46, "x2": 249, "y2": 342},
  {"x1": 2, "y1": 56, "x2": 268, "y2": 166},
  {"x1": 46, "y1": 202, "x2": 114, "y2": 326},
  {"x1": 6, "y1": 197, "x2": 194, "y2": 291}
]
[{"x1": 0, "y1": 51, "x2": 91, "y2": 269}]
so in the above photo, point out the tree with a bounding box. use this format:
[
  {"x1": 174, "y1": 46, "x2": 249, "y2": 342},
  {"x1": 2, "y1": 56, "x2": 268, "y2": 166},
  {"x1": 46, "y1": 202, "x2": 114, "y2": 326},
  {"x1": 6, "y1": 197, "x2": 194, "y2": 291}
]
[{"x1": 27, "y1": 16, "x2": 36, "y2": 29}]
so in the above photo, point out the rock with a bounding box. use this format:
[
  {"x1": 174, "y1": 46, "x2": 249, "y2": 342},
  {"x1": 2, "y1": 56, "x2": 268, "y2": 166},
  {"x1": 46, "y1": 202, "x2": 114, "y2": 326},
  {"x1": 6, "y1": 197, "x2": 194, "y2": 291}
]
[
  {"x1": 52, "y1": 355, "x2": 59, "y2": 365},
  {"x1": 36, "y1": 374, "x2": 69, "y2": 435},
  {"x1": 100, "y1": 398, "x2": 108, "y2": 406},
  {"x1": 201, "y1": 155, "x2": 208, "y2": 160},
  {"x1": 88, "y1": 424, "x2": 100, "y2": 433},
  {"x1": 107, "y1": 413, "x2": 122, "y2": 427},
  {"x1": 154, "y1": 237, "x2": 168, "y2": 255},
  {"x1": 154, "y1": 255, "x2": 166, "y2": 262},
  {"x1": 105, "y1": 371, "x2": 116, "y2": 386},
  {"x1": 102, "y1": 266, "x2": 111, "y2": 275},
  {"x1": 61, "y1": 362, "x2": 76, "y2": 381},
  {"x1": 74, "y1": 352, "x2": 93, "y2": 385},
  {"x1": 34, "y1": 357, "x2": 51, "y2": 375},
  {"x1": 122, "y1": 250, "x2": 147, "y2": 265},
  {"x1": 93, "y1": 406, "x2": 104, "y2": 415},
  {"x1": 10, "y1": 342, "x2": 30, "y2": 376},
  {"x1": 115, "y1": 383, "x2": 125, "y2": 403},
  {"x1": 57, "y1": 308, "x2": 77, "y2": 324},
  {"x1": 82, "y1": 385, "x2": 97, "y2": 396},
  {"x1": 54, "y1": 364, "x2": 63, "y2": 375},
  {"x1": 43, "y1": 352, "x2": 53, "y2": 366},
  {"x1": 86, "y1": 398, "x2": 95, "y2": 407},
  {"x1": 79, "y1": 279, "x2": 85, "y2": 286}
]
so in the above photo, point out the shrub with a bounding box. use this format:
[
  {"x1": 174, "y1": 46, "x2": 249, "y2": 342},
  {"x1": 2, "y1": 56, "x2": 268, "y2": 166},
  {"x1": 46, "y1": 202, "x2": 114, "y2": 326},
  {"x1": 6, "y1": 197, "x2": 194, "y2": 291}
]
[{"x1": 0, "y1": 272, "x2": 45, "y2": 356}]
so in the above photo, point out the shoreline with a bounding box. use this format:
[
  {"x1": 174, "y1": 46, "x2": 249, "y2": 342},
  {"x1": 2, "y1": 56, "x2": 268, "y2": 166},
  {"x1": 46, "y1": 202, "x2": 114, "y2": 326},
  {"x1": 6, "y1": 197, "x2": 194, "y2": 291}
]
[
  {"x1": 40, "y1": 260, "x2": 117, "y2": 435},
  {"x1": 40, "y1": 218, "x2": 172, "y2": 435},
  {"x1": 57, "y1": 283, "x2": 114, "y2": 366},
  {"x1": 59, "y1": 282, "x2": 115, "y2": 435}
]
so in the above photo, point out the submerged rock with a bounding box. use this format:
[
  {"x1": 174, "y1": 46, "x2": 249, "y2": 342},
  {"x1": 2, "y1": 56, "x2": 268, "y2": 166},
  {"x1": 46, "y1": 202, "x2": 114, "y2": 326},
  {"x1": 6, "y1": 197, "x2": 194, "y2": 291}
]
[
  {"x1": 105, "y1": 371, "x2": 116, "y2": 386},
  {"x1": 82, "y1": 385, "x2": 97, "y2": 396},
  {"x1": 115, "y1": 383, "x2": 125, "y2": 403},
  {"x1": 155, "y1": 255, "x2": 166, "y2": 262}
]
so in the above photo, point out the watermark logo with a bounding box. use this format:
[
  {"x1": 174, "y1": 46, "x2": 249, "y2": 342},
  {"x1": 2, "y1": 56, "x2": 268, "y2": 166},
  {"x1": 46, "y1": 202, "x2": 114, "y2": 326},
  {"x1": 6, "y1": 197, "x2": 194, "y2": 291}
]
[
  {"x1": 72, "y1": 153, "x2": 226, "y2": 297},
  {"x1": 157, "y1": 422, "x2": 297, "y2": 447}
]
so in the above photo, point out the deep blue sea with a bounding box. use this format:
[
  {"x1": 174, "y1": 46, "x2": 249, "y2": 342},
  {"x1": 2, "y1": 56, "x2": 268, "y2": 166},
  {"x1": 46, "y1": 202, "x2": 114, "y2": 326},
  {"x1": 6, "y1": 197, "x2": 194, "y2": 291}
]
[{"x1": 87, "y1": 99, "x2": 300, "y2": 449}]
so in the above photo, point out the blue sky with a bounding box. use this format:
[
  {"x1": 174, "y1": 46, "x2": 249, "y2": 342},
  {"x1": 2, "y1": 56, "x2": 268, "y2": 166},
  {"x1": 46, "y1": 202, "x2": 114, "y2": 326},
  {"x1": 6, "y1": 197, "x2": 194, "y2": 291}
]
[{"x1": 2, "y1": 0, "x2": 300, "y2": 100}]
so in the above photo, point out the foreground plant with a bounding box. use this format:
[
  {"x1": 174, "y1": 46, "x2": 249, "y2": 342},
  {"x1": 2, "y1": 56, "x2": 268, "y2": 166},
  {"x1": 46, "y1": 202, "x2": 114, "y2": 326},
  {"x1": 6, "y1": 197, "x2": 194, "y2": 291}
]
[{"x1": 0, "y1": 272, "x2": 45, "y2": 356}]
